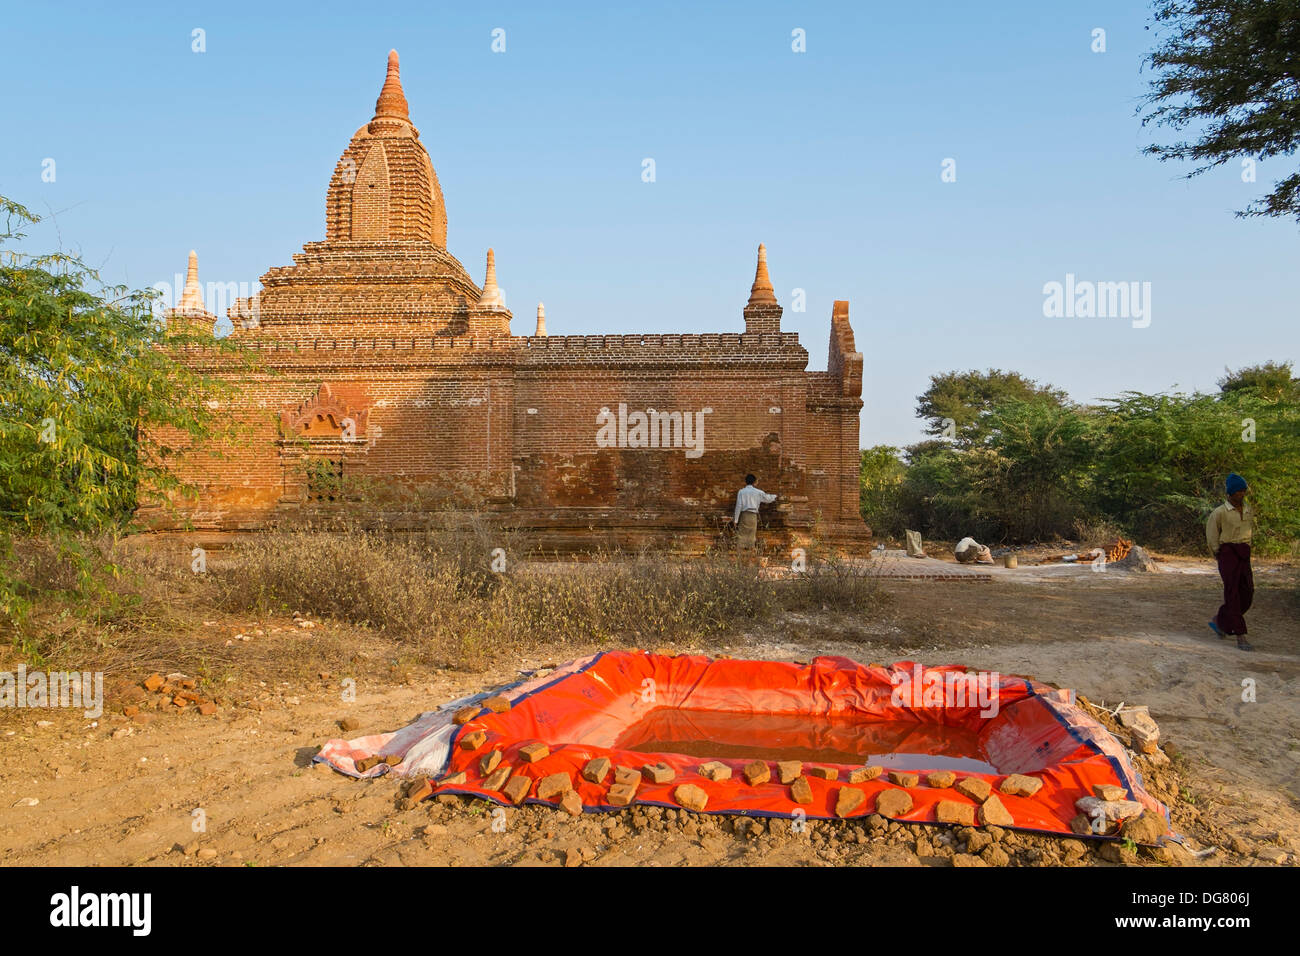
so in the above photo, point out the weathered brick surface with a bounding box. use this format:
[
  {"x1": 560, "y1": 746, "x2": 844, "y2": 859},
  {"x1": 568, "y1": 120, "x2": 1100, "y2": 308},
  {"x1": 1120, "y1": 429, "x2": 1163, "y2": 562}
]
[
  {"x1": 582, "y1": 757, "x2": 612, "y2": 785},
  {"x1": 874, "y1": 788, "x2": 913, "y2": 818},
  {"x1": 848, "y1": 765, "x2": 882, "y2": 784},
  {"x1": 834, "y1": 787, "x2": 865, "y2": 818},
  {"x1": 642, "y1": 762, "x2": 675, "y2": 785},
  {"x1": 935, "y1": 800, "x2": 975, "y2": 826},
  {"x1": 954, "y1": 777, "x2": 992, "y2": 802},
  {"x1": 145, "y1": 51, "x2": 869, "y2": 552},
  {"x1": 481, "y1": 766, "x2": 511, "y2": 791},
  {"x1": 503, "y1": 774, "x2": 532, "y2": 805},
  {"x1": 608, "y1": 782, "x2": 638, "y2": 806},
  {"x1": 999, "y1": 774, "x2": 1043, "y2": 798},
  {"x1": 518, "y1": 742, "x2": 549, "y2": 763},
  {"x1": 536, "y1": 772, "x2": 572, "y2": 802},
  {"x1": 673, "y1": 784, "x2": 708, "y2": 812}
]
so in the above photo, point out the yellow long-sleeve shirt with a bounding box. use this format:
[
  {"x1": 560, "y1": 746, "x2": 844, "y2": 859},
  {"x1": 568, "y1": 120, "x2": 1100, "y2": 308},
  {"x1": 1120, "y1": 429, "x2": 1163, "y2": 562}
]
[{"x1": 1206, "y1": 501, "x2": 1254, "y2": 553}]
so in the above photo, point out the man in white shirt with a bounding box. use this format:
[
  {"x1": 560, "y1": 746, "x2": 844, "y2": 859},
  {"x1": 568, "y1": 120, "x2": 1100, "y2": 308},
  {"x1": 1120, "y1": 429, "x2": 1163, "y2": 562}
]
[{"x1": 734, "y1": 473, "x2": 778, "y2": 551}]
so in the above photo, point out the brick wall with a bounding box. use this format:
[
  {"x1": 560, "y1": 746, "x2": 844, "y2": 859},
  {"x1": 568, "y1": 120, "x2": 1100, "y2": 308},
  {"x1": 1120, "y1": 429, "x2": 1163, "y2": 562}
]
[{"x1": 144, "y1": 50, "x2": 868, "y2": 550}]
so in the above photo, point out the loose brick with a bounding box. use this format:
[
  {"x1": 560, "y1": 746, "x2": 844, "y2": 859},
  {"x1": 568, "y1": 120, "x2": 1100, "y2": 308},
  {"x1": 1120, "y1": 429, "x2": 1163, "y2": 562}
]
[
  {"x1": 459, "y1": 730, "x2": 487, "y2": 751},
  {"x1": 172, "y1": 695, "x2": 188, "y2": 708},
  {"x1": 614, "y1": 765, "x2": 640, "y2": 786},
  {"x1": 519, "y1": 742, "x2": 550, "y2": 763},
  {"x1": 560, "y1": 790, "x2": 584, "y2": 816},
  {"x1": 776, "y1": 760, "x2": 803, "y2": 785},
  {"x1": 1093, "y1": 783, "x2": 1126, "y2": 801},
  {"x1": 978, "y1": 794, "x2": 1015, "y2": 827},
  {"x1": 848, "y1": 765, "x2": 883, "y2": 784},
  {"x1": 582, "y1": 757, "x2": 612, "y2": 784},
  {"x1": 642, "y1": 762, "x2": 675, "y2": 785},
  {"x1": 355, "y1": 755, "x2": 381, "y2": 772},
  {"x1": 806, "y1": 766, "x2": 838, "y2": 780},
  {"x1": 123, "y1": 705, "x2": 140, "y2": 718},
  {"x1": 503, "y1": 775, "x2": 532, "y2": 804},
  {"x1": 482, "y1": 695, "x2": 511, "y2": 713},
  {"x1": 382, "y1": 754, "x2": 402, "y2": 766},
  {"x1": 926, "y1": 770, "x2": 956, "y2": 789},
  {"x1": 742, "y1": 760, "x2": 770, "y2": 786},
  {"x1": 698, "y1": 761, "x2": 732, "y2": 782},
  {"x1": 954, "y1": 777, "x2": 992, "y2": 802},
  {"x1": 143, "y1": 674, "x2": 164, "y2": 693},
  {"x1": 479, "y1": 749, "x2": 502, "y2": 775},
  {"x1": 874, "y1": 788, "x2": 913, "y2": 818},
  {"x1": 888, "y1": 771, "x2": 919, "y2": 788},
  {"x1": 440, "y1": 771, "x2": 467, "y2": 787},
  {"x1": 481, "y1": 766, "x2": 511, "y2": 791},
  {"x1": 608, "y1": 782, "x2": 638, "y2": 806},
  {"x1": 452, "y1": 706, "x2": 479, "y2": 725},
  {"x1": 537, "y1": 772, "x2": 573, "y2": 802},
  {"x1": 999, "y1": 774, "x2": 1043, "y2": 798},
  {"x1": 406, "y1": 778, "x2": 434, "y2": 802},
  {"x1": 935, "y1": 800, "x2": 976, "y2": 826},
  {"x1": 835, "y1": 787, "x2": 866, "y2": 818},
  {"x1": 790, "y1": 776, "x2": 814, "y2": 805},
  {"x1": 674, "y1": 784, "x2": 709, "y2": 812}
]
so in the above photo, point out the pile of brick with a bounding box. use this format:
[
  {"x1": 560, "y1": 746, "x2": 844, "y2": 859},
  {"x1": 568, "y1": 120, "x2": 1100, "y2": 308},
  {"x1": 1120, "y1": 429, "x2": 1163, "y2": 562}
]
[
  {"x1": 122, "y1": 672, "x2": 219, "y2": 718},
  {"x1": 425, "y1": 732, "x2": 1076, "y2": 835}
]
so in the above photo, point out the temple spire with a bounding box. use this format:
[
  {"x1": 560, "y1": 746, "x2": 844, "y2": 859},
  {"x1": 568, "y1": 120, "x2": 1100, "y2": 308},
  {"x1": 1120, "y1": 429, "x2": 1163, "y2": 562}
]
[
  {"x1": 747, "y1": 243, "x2": 777, "y2": 307},
  {"x1": 477, "y1": 248, "x2": 505, "y2": 310},
  {"x1": 179, "y1": 249, "x2": 205, "y2": 312},
  {"x1": 373, "y1": 49, "x2": 410, "y2": 121},
  {"x1": 535, "y1": 302, "x2": 547, "y2": 336}
]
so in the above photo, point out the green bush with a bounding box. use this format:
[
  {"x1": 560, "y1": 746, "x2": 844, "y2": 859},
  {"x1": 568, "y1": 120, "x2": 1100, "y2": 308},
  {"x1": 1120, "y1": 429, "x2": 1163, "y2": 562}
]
[{"x1": 868, "y1": 365, "x2": 1300, "y2": 553}]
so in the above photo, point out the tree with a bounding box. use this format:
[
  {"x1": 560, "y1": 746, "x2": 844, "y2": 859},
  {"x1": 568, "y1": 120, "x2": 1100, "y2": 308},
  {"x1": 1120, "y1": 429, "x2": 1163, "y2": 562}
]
[
  {"x1": 859, "y1": 445, "x2": 907, "y2": 535},
  {"x1": 0, "y1": 196, "x2": 243, "y2": 619},
  {"x1": 1091, "y1": 388, "x2": 1300, "y2": 552},
  {"x1": 1217, "y1": 360, "x2": 1297, "y2": 400},
  {"x1": 1141, "y1": 1, "x2": 1300, "y2": 223},
  {"x1": 980, "y1": 400, "x2": 1097, "y2": 541},
  {"x1": 915, "y1": 369, "x2": 1066, "y2": 448}
]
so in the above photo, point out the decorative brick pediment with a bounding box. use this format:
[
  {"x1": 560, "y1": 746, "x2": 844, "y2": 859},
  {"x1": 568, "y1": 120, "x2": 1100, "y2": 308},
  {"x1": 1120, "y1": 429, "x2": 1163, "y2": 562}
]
[{"x1": 281, "y1": 383, "x2": 370, "y2": 437}]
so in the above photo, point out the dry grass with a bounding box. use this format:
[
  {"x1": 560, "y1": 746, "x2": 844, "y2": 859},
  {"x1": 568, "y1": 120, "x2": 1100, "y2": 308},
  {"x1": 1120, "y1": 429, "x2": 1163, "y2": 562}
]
[{"x1": 1, "y1": 528, "x2": 888, "y2": 680}]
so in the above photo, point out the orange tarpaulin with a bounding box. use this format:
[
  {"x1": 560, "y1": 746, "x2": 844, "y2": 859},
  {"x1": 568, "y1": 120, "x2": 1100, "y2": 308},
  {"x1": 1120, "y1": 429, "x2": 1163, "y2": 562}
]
[{"x1": 432, "y1": 651, "x2": 1167, "y2": 836}]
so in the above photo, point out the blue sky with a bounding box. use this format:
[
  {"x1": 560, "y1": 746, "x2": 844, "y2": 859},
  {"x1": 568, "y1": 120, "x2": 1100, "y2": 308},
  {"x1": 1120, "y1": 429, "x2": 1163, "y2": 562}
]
[{"x1": 3, "y1": 0, "x2": 1296, "y2": 447}]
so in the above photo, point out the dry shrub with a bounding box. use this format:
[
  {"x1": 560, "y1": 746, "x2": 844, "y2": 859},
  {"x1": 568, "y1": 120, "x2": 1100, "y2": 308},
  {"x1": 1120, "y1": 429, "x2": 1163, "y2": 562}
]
[
  {"x1": 208, "y1": 533, "x2": 779, "y2": 664},
  {"x1": 780, "y1": 555, "x2": 885, "y2": 614},
  {"x1": 1, "y1": 535, "x2": 200, "y2": 669},
  {"x1": 208, "y1": 530, "x2": 467, "y2": 634},
  {"x1": 4, "y1": 526, "x2": 886, "y2": 677}
]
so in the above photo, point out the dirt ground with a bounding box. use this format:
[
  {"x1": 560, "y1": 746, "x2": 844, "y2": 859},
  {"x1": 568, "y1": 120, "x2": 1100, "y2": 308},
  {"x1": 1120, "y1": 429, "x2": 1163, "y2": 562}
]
[{"x1": 1, "y1": 554, "x2": 1296, "y2": 867}]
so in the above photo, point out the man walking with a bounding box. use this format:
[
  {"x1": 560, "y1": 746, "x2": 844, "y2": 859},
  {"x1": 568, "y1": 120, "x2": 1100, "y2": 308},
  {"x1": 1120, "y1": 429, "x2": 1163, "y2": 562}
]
[
  {"x1": 1207, "y1": 472, "x2": 1255, "y2": 651},
  {"x1": 734, "y1": 473, "x2": 777, "y2": 552}
]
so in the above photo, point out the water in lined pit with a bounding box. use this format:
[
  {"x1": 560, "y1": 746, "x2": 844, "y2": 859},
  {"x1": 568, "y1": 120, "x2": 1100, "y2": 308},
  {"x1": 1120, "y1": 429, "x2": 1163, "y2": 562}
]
[{"x1": 614, "y1": 708, "x2": 999, "y2": 774}]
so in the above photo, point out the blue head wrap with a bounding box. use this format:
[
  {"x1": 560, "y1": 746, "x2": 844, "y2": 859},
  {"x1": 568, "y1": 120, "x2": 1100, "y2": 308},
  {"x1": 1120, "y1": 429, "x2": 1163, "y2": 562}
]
[{"x1": 1226, "y1": 473, "x2": 1248, "y2": 496}]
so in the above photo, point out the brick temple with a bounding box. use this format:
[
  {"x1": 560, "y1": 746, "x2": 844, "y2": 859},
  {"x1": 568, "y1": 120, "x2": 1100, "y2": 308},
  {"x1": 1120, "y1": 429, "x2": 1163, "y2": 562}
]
[{"x1": 153, "y1": 51, "x2": 868, "y2": 551}]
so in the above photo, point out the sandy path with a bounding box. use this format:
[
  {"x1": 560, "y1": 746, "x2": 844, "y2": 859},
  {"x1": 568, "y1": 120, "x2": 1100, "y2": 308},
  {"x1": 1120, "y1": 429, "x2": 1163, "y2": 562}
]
[{"x1": 1, "y1": 569, "x2": 1295, "y2": 867}]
